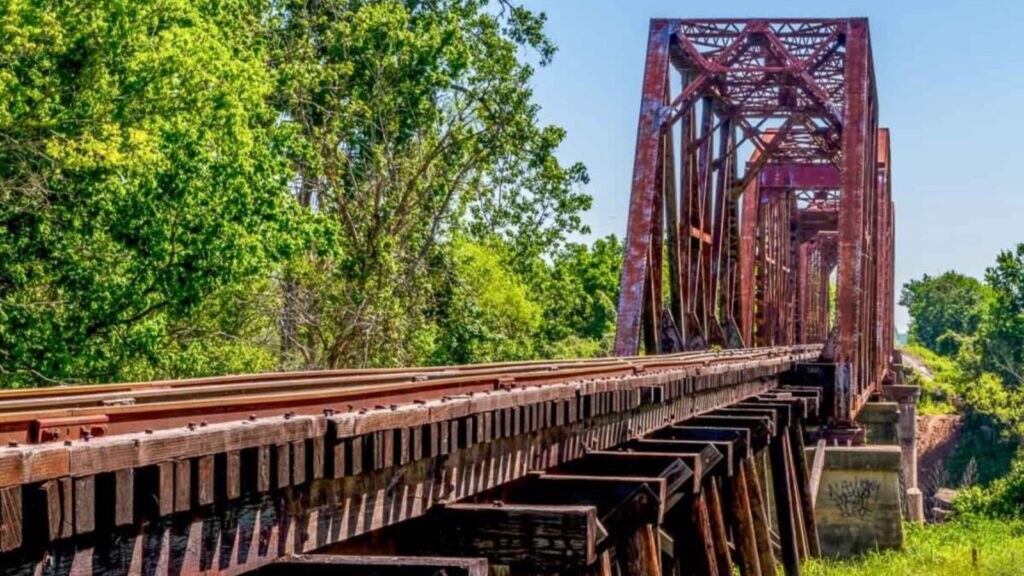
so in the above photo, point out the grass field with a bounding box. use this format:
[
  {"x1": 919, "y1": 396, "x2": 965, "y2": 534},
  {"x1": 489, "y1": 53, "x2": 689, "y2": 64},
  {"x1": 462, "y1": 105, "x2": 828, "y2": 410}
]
[{"x1": 803, "y1": 518, "x2": 1024, "y2": 576}]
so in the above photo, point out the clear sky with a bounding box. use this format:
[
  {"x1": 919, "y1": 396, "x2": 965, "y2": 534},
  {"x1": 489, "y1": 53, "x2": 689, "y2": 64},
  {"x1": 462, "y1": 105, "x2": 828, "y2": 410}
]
[{"x1": 521, "y1": 0, "x2": 1024, "y2": 331}]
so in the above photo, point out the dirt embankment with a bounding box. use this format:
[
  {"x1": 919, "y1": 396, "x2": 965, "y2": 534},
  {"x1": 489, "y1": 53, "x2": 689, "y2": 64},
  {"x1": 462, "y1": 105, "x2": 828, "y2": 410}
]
[{"x1": 917, "y1": 414, "x2": 963, "y2": 500}]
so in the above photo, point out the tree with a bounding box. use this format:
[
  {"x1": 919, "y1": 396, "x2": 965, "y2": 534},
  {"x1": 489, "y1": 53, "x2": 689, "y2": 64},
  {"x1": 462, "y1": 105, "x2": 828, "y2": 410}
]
[
  {"x1": 0, "y1": 0, "x2": 297, "y2": 385},
  {"x1": 900, "y1": 271, "x2": 989, "y2": 356},
  {"x1": 540, "y1": 235, "x2": 622, "y2": 351},
  {"x1": 978, "y1": 245, "x2": 1024, "y2": 387},
  {"x1": 270, "y1": 0, "x2": 589, "y2": 368}
]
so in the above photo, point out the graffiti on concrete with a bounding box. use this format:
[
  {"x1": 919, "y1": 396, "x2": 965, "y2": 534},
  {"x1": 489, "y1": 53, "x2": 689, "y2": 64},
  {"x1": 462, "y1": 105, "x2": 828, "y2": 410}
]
[{"x1": 826, "y1": 478, "x2": 882, "y2": 519}]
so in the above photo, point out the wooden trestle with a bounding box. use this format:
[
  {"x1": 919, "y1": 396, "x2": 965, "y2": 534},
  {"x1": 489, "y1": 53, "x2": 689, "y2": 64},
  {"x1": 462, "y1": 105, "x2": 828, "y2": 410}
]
[{"x1": 0, "y1": 347, "x2": 822, "y2": 576}]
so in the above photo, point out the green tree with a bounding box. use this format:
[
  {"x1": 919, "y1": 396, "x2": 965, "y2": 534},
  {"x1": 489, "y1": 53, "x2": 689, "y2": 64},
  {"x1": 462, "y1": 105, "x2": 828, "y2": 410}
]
[
  {"x1": 0, "y1": 0, "x2": 298, "y2": 385},
  {"x1": 539, "y1": 235, "x2": 622, "y2": 354},
  {"x1": 900, "y1": 271, "x2": 989, "y2": 356},
  {"x1": 270, "y1": 0, "x2": 589, "y2": 368},
  {"x1": 978, "y1": 245, "x2": 1024, "y2": 386}
]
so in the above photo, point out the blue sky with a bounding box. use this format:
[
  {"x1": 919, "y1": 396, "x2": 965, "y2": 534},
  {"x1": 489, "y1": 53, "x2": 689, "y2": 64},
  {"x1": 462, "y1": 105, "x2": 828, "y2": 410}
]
[{"x1": 520, "y1": 0, "x2": 1024, "y2": 330}]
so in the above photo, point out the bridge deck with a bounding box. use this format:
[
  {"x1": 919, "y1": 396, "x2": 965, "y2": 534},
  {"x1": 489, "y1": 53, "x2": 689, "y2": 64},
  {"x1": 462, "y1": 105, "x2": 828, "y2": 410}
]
[{"x1": 0, "y1": 346, "x2": 821, "y2": 574}]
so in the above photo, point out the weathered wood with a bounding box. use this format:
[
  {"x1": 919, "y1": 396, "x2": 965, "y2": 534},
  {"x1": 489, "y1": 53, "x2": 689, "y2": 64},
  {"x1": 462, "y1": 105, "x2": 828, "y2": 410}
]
[
  {"x1": 427, "y1": 503, "x2": 601, "y2": 568},
  {"x1": 595, "y1": 550, "x2": 614, "y2": 576},
  {"x1": 196, "y1": 454, "x2": 215, "y2": 506},
  {"x1": 727, "y1": 462, "x2": 762, "y2": 576},
  {"x1": 621, "y1": 523, "x2": 661, "y2": 576},
  {"x1": 114, "y1": 468, "x2": 134, "y2": 526},
  {"x1": 226, "y1": 450, "x2": 242, "y2": 499},
  {"x1": 274, "y1": 443, "x2": 291, "y2": 489},
  {"x1": 254, "y1": 554, "x2": 489, "y2": 576},
  {"x1": 671, "y1": 493, "x2": 718, "y2": 576},
  {"x1": 793, "y1": 433, "x2": 821, "y2": 557},
  {"x1": 156, "y1": 461, "x2": 175, "y2": 517},
  {"x1": 292, "y1": 439, "x2": 307, "y2": 486},
  {"x1": 73, "y1": 475, "x2": 95, "y2": 535},
  {"x1": 36, "y1": 479, "x2": 63, "y2": 541},
  {"x1": 0, "y1": 485, "x2": 22, "y2": 552},
  {"x1": 784, "y1": 436, "x2": 809, "y2": 561},
  {"x1": 551, "y1": 452, "x2": 694, "y2": 502},
  {"x1": 257, "y1": 445, "x2": 272, "y2": 492},
  {"x1": 173, "y1": 459, "x2": 190, "y2": 514},
  {"x1": 619, "y1": 439, "x2": 724, "y2": 489},
  {"x1": 744, "y1": 456, "x2": 777, "y2": 576},
  {"x1": 809, "y1": 438, "x2": 826, "y2": 508},
  {"x1": 707, "y1": 479, "x2": 734, "y2": 576},
  {"x1": 492, "y1": 474, "x2": 666, "y2": 539},
  {"x1": 768, "y1": 433, "x2": 800, "y2": 576}
]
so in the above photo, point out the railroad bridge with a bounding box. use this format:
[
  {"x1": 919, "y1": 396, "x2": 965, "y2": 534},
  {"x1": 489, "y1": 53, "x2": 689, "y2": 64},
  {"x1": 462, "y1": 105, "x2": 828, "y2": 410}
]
[{"x1": 0, "y1": 18, "x2": 916, "y2": 576}]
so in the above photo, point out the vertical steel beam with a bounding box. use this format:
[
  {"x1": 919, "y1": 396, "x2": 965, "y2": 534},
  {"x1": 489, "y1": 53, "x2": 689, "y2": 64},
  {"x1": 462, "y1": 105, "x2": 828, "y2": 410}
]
[
  {"x1": 835, "y1": 19, "x2": 873, "y2": 422},
  {"x1": 615, "y1": 20, "x2": 675, "y2": 356}
]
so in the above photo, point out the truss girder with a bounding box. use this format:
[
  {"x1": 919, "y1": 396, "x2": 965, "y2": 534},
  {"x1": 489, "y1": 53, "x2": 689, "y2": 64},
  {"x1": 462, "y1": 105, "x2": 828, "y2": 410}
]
[{"x1": 615, "y1": 18, "x2": 895, "y2": 424}]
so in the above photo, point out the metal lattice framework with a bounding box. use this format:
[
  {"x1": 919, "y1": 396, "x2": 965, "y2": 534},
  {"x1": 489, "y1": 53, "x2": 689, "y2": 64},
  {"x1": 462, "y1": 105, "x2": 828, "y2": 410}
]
[{"x1": 614, "y1": 19, "x2": 894, "y2": 423}]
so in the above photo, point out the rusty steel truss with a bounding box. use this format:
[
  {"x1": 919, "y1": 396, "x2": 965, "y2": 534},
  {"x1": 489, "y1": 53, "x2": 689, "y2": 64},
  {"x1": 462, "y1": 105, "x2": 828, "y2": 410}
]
[{"x1": 614, "y1": 19, "x2": 895, "y2": 424}]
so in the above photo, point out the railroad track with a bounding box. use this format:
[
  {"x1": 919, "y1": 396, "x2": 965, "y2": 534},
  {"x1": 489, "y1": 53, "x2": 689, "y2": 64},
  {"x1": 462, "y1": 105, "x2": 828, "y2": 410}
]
[
  {"x1": 0, "y1": 344, "x2": 824, "y2": 573},
  {"x1": 0, "y1": 346, "x2": 822, "y2": 444}
]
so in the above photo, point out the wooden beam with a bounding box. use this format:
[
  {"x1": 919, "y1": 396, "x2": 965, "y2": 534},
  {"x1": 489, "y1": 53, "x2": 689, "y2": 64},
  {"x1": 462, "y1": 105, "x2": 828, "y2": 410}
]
[
  {"x1": 744, "y1": 457, "x2": 778, "y2": 576},
  {"x1": 614, "y1": 440, "x2": 723, "y2": 489},
  {"x1": 552, "y1": 452, "x2": 694, "y2": 501},
  {"x1": 707, "y1": 479, "x2": 734, "y2": 576},
  {"x1": 427, "y1": 503, "x2": 602, "y2": 568},
  {"x1": 254, "y1": 555, "x2": 489, "y2": 576},
  {"x1": 492, "y1": 474, "x2": 666, "y2": 541},
  {"x1": 768, "y1": 431, "x2": 801, "y2": 576},
  {"x1": 727, "y1": 462, "x2": 762, "y2": 576},
  {"x1": 0, "y1": 486, "x2": 22, "y2": 553}
]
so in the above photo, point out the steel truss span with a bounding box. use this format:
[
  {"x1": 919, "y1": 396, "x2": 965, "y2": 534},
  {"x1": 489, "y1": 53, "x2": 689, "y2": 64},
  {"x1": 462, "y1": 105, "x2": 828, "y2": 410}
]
[{"x1": 614, "y1": 18, "x2": 895, "y2": 424}]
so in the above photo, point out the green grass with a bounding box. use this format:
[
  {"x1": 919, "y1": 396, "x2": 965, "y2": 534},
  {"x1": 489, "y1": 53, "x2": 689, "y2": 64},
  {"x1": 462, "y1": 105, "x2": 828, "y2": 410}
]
[
  {"x1": 901, "y1": 345, "x2": 958, "y2": 415},
  {"x1": 804, "y1": 518, "x2": 1024, "y2": 576}
]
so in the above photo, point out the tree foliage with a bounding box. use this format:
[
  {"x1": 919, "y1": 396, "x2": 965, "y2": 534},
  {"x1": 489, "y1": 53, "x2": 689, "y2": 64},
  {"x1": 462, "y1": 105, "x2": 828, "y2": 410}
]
[
  {"x1": 0, "y1": 0, "x2": 295, "y2": 384},
  {"x1": 899, "y1": 271, "x2": 989, "y2": 356},
  {"x1": 0, "y1": 0, "x2": 608, "y2": 387}
]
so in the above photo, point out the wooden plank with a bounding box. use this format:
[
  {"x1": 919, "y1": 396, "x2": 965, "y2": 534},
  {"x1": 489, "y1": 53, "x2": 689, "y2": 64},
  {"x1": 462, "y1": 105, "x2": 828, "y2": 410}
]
[
  {"x1": 727, "y1": 463, "x2": 762, "y2": 576},
  {"x1": 617, "y1": 440, "x2": 724, "y2": 488},
  {"x1": 744, "y1": 457, "x2": 777, "y2": 576},
  {"x1": 114, "y1": 468, "x2": 134, "y2": 526},
  {"x1": 292, "y1": 440, "x2": 307, "y2": 486},
  {"x1": 255, "y1": 554, "x2": 489, "y2": 576},
  {"x1": 173, "y1": 459, "x2": 191, "y2": 514},
  {"x1": 428, "y1": 503, "x2": 600, "y2": 567},
  {"x1": 311, "y1": 436, "x2": 325, "y2": 480},
  {"x1": 785, "y1": 436, "x2": 809, "y2": 561},
  {"x1": 809, "y1": 439, "x2": 826, "y2": 508},
  {"x1": 197, "y1": 454, "x2": 215, "y2": 506},
  {"x1": 37, "y1": 480, "x2": 62, "y2": 541},
  {"x1": 0, "y1": 485, "x2": 22, "y2": 552},
  {"x1": 621, "y1": 523, "x2": 660, "y2": 576},
  {"x1": 0, "y1": 444, "x2": 69, "y2": 488},
  {"x1": 768, "y1": 433, "x2": 800, "y2": 576},
  {"x1": 73, "y1": 475, "x2": 95, "y2": 535},
  {"x1": 707, "y1": 479, "x2": 734, "y2": 576},
  {"x1": 493, "y1": 475, "x2": 665, "y2": 539},
  {"x1": 157, "y1": 461, "x2": 175, "y2": 517},
  {"x1": 670, "y1": 493, "x2": 718, "y2": 576},
  {"x1": 255, "y1": 445, "x2": 271, "y2": 492},
  {"x1": 550, "y1": 452, "x2": 694, "y2": 501},
  {"x1": 226, "y1": 450, "x2": 242, "y2": 499}
]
